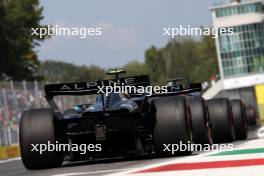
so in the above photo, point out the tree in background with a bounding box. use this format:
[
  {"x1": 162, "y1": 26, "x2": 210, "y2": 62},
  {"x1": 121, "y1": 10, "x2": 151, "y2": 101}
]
[
  {"x1": 0, "y1": 0, "x2": 47, "y2": 81},
  {"x1": 145, "y1": 46, "x2": 167, "y2": 85},
  {"x1": 123, "y1": 61, "x2": 147, "y2": 76},
  {"x1": 40, "y1": 60, "x2": 106, "y2": 83},
  {"x1": 190, "y1": 35, "x2": 219, "y2": 83},
  {"x1": 144, "y1": 35, "x2": 218, "y2": 85},
  {"x1": 40, "y1": 35, "x2": 218, "y2": 84}
]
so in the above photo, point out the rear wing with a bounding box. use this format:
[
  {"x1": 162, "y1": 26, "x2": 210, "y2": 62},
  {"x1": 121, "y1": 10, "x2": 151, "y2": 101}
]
[
  {"x1": 44, "y1": 75, "x2": 150, "y2": 97},
  {"x1": 167, "y1": 83, "x2": 202, "y2": 92},
  {"x1": 151, "y1": 83, "x2": 202, "y2": 98}
]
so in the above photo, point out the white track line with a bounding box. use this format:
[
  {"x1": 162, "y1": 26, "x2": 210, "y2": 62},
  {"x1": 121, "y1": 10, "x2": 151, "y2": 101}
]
[
  {"x1": 118, "y1": 166, "x2": 264, "y2": 176},
  {"x1": 52, "y1": 169, "x2": 128, "y2": 176},
  {"x1": 0, "y1": 157, "x2": 21, "y2": 164}
]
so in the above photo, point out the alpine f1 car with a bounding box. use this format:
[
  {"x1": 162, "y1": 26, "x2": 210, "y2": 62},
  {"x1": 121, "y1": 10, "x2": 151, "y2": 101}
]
[{"x1": 19, "y1": 71, "x2": 247, "y2": 170}]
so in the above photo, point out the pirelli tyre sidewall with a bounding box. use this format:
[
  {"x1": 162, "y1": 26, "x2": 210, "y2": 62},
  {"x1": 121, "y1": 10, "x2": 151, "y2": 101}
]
[
  {"x1": 230, "y1": 99, "x2": 248, "y2": 140},
  {"x1": 152, "y1": 96, "x2": 192, "y2": 157},
  {"x1": 206, "y1": 98, "x2": 235, "y2": 143},
  {"x1": 187, "y1": 96, "x2": 213, "y2": 146},
  {"x1": 19, "y1": 108, "x2": 63, "y2": 170}
]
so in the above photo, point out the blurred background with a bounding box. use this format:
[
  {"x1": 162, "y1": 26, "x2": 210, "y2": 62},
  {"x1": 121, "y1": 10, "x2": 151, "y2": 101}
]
[{"x1": 0, "y1": 0, "x2": 264, "y2": 146}]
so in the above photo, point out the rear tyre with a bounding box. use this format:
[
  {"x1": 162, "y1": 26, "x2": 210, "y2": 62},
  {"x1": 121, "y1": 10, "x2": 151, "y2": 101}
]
[
  {"x1": 230, "y1": 99, "x2": 248, "y2": 140},
  {"x1": 19, "y1": 109, "x2": 63, "y2": 170},
  {"x1": 187, "y1": 96, "x2": 213, "y2": 147},
  {"x1": 152, "y1": 96, "x2": 192, "y2": 156},
  {"x1": 246, "y1": 106, "x2": 257, "y2": 126},
  {"x1": 206, "y1": 98, "x2": 235, "y2": 143}
]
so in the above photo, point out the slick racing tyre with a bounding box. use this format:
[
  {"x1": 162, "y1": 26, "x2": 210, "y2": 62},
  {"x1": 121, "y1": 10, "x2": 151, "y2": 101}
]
[
  {"x1": 230, "y1": 99, "x2": 248, "y2": 140},
  {"x1": 19, "y1": 109, "x2": 63, "y2": 169},
  {"x1": 206, "y1": 98, "x2": 235, "y2": 143},
  {"x1": 152, "y1": 96, "x2": 192, "y2": 156},
  {"x1": 187, "y1": 96, "x2": 213, "y2": 147},
  {"x1": 246, "y1": 106, "x2": 257, "y2": 126}
]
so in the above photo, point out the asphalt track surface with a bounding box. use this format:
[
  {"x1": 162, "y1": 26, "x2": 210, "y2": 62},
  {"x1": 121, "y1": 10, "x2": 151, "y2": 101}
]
[{"x1": 0, "y1": 127, "x2": 260, "y2": 176}]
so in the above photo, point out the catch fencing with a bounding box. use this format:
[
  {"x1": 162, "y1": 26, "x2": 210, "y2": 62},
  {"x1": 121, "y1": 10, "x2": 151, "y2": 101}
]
[
  {"x1": 0, "y1": 81, "x2": 47, "y2": 146},
  {"x1": 0, "y1": 81, "x2": 91, "y2": 146}
]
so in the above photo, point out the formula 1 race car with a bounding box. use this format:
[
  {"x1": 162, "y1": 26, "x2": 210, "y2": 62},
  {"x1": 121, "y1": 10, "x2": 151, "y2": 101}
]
[
  {"x1": 166, "y1": 78, "x2": 248, "y2": 144},
  {"x1": 19, "y1": 71, "x2": 246, "y2": 170}
]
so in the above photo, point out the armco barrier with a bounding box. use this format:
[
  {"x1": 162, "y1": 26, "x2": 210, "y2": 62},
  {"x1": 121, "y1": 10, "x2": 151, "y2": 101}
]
[{"x1": 0, "y1": 146, "x2": 20, "y2": 159}]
